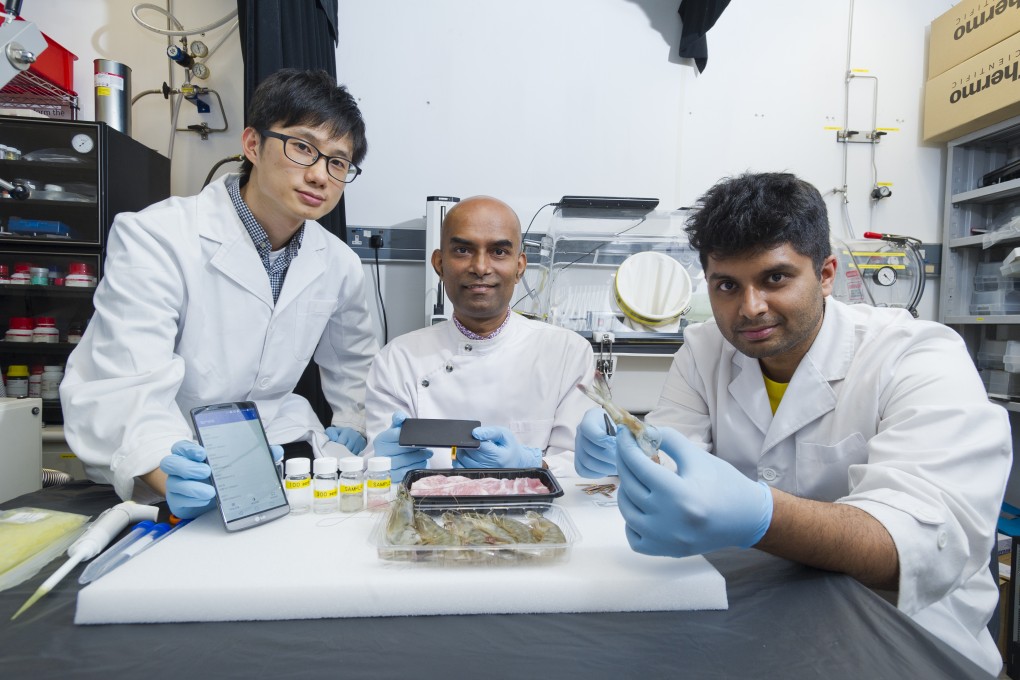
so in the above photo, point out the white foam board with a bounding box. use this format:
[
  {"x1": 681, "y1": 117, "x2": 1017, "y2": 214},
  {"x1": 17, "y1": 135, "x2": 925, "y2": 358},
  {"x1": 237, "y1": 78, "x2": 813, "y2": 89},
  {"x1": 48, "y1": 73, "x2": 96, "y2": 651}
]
[{"x1": 75, "y1": 483, "x2": 727, "y2": 624}]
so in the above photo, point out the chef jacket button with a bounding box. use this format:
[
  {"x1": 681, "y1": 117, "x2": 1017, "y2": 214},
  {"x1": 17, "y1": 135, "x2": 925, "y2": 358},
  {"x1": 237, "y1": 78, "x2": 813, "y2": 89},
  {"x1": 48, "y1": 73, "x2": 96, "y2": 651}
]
[
  {"x1": 464, "y1": 344, "x2": 473, "y2": 352},
  {"x1": 421, "y1": 379, "x2": 430, "y2": 387},
  {"x1": 445, "y1": 363, "x2": 453, "y2": 372},
  {"x1": 761, "y1": 468, "x2": 777, "y2": 482},
  {"x1": 937, "y1": 532, "x2": 948, "y2": 549},
  {"x1": 259, "y1": 378, "x2": 270, "y2": 388}
]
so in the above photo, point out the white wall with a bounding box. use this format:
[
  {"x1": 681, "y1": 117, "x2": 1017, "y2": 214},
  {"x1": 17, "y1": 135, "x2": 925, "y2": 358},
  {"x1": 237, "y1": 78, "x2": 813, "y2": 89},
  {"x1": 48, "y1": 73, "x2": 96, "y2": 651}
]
[{"x1": 25, "y1": 0, "x2": 957, "y2": 332}]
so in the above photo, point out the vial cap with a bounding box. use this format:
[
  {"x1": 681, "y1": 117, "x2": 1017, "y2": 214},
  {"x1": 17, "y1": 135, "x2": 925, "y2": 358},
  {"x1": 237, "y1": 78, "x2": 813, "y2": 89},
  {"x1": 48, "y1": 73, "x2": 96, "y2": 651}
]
[
  {"x1": 313, "y1": 457, "x2": 338, "y2": 474},
  {"x1": 338, "y1": 456, "x2": 365, "y2": 472},
  {"x1": 285, "y1": 457, "x2": 310, "y2": 476},
  {"x1": 367, "y1": 457, "x2": 392, "y2": 471}
]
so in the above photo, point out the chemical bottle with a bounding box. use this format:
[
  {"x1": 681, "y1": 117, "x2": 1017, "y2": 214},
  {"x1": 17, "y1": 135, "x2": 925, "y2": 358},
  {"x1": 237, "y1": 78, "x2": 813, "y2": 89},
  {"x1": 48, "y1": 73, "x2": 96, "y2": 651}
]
[
  {"x1": 284, "y1": 458, "x2": 313, "y2": 515},
  {"x1": 338, "y1": 456, "x2": 365, "y2": 513},
  {"x1": 365, "y1": 457, "x2": 393, "y2": 511},
  {"x1": 5, "y1": 364, "x2": 29, "y2": 397},
  {"x1": 312, "y1": 457, "x2": 339, "y2": 515}
]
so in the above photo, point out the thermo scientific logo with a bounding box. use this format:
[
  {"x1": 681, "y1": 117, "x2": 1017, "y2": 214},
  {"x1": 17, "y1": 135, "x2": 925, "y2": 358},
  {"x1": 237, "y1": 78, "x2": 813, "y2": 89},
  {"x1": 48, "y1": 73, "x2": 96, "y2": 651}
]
[
  {"x1": 954, "y1": 0, "x2": 1020, "y2": 41},
  {"x1": 949, "y1": 57, "x2": 1020, "y2": 103}
]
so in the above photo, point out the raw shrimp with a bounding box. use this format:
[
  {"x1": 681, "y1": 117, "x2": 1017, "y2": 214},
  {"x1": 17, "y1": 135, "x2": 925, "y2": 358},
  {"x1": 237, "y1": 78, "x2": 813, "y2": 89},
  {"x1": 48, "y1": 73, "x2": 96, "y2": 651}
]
[
  {"x1": 577, "y1": 371, "x2": 661, "y2": 457},
  {"x1": 490, "y1": 514, "x2": 537, "y2": 544},
  {"x1": 385, "y1": 487, "x2": 422, "y2": 546},
  {"x1": 525, "y1": 510, "x2": 567, "y2": 544},
  {"x1": 413, "y1": 510, "x2": 459, "y2": 546}
]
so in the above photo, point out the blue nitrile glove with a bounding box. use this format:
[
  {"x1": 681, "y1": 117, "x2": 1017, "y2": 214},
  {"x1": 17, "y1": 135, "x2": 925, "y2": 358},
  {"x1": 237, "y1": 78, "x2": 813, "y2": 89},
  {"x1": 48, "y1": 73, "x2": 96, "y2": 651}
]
[
  {"x1": 270, "y1": 445, "x2": 283, "y2": 464},
  {"x1": 616, "y1": 426, "x2": 773, "y2": 558},
  {"x1": 575, "y1": 407, "x2": 618, "y2": 478},
  {"x1": 457, "y1": 426, "x2": 542, "y2": 469},
  {"x1": 160, "y1": 441, "x2": 216, "y2": 520},
  {"x1": 325, "y1": 426, "x2": 367, "y2": 454},
  {"x1": 372, "y1": 411, "x2": 432, "y2": 483}
]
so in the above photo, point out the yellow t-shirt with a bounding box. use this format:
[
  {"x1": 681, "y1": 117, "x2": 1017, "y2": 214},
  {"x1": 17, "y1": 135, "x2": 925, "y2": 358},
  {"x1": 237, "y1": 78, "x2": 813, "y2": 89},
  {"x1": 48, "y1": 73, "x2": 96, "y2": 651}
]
[{"x1": 762, "y1": 374, "x2": 789, "y2": 414}]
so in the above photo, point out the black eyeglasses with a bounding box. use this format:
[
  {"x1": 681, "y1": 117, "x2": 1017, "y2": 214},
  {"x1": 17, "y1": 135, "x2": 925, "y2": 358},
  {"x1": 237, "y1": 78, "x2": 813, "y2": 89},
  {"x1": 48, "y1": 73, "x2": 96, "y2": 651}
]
[{"x1": 258, "y1": 129, "x2": 362, "y2": 184}]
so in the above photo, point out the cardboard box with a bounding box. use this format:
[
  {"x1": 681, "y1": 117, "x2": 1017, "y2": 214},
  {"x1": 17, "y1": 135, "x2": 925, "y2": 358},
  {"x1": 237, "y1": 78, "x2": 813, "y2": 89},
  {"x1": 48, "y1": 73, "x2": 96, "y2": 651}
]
[
  {"x1": 923, "y1": 30, "x2": 1020, "y2": 142},
  {"x1": 929, "y1": 0, "x2": 1020, "y2": 80}
]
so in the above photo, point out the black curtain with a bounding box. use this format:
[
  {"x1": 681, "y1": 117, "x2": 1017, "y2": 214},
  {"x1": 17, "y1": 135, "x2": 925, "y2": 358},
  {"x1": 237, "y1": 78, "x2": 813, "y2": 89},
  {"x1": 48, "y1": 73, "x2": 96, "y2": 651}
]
[
  {"x1": 237, "y1": 0, "x2": 344, "y2": 429},
  {"x1": 677, "y1": 0, "x2": 730, "y2": 73},
  {"x1": 236, "y1": 0, "x2": 345, "y2": 243}
]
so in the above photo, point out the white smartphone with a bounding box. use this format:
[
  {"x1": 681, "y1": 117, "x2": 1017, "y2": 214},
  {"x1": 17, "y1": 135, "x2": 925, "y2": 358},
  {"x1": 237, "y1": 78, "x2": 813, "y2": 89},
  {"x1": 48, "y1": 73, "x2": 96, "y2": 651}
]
[{"x1": 190, "y1": 402, "x2": 290, "y2": 532}]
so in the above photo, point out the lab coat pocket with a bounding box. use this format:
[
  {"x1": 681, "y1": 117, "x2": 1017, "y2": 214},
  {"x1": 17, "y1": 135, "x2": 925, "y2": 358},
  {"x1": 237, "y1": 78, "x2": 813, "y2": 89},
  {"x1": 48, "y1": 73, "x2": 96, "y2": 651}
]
[
  {"x1": 796, "y1": 433, "x2": 868, "y2": 502},
  {"x1": 508, "y1": 419, "x2": 555, "y2": 451},
  {"x1": 294, "y1": 298, "x2": 336, "y2": 361}
]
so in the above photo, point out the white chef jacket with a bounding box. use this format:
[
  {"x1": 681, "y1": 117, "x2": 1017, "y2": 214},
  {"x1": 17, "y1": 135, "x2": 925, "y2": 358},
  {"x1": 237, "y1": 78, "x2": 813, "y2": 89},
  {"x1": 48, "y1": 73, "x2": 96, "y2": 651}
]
[
  {"x1": 364, "y1": 313, "x2": 594, "y2": 477},
  {"x1": 60, "y1": 175, "x2": 378, "y2": 502},
  {"x1": 647, "y1": 297, "x2": 1012, "y2": 675}
]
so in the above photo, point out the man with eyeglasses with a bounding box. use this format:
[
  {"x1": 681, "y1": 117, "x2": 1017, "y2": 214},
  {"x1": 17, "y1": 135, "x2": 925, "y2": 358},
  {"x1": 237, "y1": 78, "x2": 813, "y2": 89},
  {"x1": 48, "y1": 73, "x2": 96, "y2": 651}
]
[{"x1": 61, "y1": 69, "x2": 379, "y2": 518}]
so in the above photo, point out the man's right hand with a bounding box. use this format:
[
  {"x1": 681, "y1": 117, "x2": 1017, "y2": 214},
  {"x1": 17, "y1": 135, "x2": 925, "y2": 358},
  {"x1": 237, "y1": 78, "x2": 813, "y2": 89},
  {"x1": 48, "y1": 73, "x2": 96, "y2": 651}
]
[
  {"x1": 159, "y1": 441, "x2": 217, "y2": 519},
  {"x1": 372, "y1": 411, "x2": 432, "y2": 484},
  {"x1": 574, "y1": 407, "x2": 619, "y2": 478}
]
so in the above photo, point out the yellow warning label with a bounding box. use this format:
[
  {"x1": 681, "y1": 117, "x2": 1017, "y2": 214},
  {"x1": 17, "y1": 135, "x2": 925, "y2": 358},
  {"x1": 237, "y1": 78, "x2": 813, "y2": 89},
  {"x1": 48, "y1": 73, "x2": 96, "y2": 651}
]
[{"x1": 96, "y1": 86, "x2": 111, "y2": 97}]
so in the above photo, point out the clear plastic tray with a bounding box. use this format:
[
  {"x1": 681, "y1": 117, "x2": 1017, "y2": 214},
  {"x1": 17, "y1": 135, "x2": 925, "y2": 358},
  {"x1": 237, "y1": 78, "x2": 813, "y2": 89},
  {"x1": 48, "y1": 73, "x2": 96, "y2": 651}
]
[{"x1": 371, "y1": 501, "x2": 580, "y2": 566}]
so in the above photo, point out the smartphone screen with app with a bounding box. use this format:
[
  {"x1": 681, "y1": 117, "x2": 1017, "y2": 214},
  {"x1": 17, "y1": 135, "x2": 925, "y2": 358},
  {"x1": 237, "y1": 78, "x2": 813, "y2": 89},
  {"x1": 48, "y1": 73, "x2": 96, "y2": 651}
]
[{"x1": 190, "y1": 402, "x2": 289, "y2": 531}]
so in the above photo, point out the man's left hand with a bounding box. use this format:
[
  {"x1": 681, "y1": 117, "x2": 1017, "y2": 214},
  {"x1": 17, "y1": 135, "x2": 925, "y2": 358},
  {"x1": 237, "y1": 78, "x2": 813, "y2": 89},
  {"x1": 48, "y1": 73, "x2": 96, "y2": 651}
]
[
  {"x1": 325, "y1": 426, "x2": 367, "y2": 454},
  {"x1": 616, "y1": 426, "x2": 773, "y2": 558},
  {"x1": 456, "y1": 426, "x2": 542, "y2": 469}
]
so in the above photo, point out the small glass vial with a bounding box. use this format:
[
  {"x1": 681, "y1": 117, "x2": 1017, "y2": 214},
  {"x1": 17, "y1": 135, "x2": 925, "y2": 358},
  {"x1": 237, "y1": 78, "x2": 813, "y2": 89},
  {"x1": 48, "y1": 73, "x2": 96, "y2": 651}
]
[
  {"x1": 29, "y1": 266, "x2": 49, "y2": 285},
  {"x1": 32, "y1": 317, "x2": 59, "y2": 343},
  {"x1": 284, "y1": 458, "x2": 313, "y2": 515},
  {"x1": 338, "y1": 456, "x2": 365, "y2": 513},
  {"x1": 366, "y1": 457, "x2": 393, "y2": 511},
  {"x1": 5, "y1": 364, "x2": 29, "y2": 397},
  {"x1": 312, "y1": 456, "x2": 339, "y2": 515}
]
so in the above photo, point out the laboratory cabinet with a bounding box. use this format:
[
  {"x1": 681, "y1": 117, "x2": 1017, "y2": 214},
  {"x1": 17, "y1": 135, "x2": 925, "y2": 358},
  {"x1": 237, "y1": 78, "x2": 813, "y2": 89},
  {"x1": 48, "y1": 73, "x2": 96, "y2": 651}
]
[
  {"x1": 940, "y1": 112, "x2": 1020, "y2": 408},
  {"x1": 0, "y1": 115, "x2": 170, "y2": 424}
]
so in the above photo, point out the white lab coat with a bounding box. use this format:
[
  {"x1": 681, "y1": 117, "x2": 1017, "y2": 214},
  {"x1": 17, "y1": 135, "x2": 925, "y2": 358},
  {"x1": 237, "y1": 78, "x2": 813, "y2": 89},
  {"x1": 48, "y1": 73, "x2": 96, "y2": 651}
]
[
  {"x1": 648, "y1": 298, "x2": 1012, "y2": 675},
  {"x1": 60, "y1": 175, "x2": 378, "y2": 502},
  {"x1": 364, "y1": 313, "x2": 594, "y2": 477}
]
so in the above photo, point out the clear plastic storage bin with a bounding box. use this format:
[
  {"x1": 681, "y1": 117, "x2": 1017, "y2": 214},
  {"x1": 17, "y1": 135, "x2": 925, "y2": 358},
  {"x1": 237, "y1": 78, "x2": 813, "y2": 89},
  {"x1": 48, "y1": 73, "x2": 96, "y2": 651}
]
[
  {"x1": 983, "y1": 369, "x2": 1020, "y2": 397},
  {"x1": 975, "y1": 262, "x2": 1020, "y2": 291},
  {"x1": 970, "y1": 289, "x2": 1020, "y2": 315},
  {"x1": 977, "y1": 338, "x2": 1009, "y2": 370},
  {"x1": 1004, "y1": 341, "x2": 1020, "y2": 373}
]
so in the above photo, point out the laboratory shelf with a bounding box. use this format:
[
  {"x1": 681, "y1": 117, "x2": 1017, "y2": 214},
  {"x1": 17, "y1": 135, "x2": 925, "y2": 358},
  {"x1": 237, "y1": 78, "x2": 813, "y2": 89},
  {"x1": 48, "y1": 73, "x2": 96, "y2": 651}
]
[
  {"x1": 950, "y1": 234, "x2": 1020, "y2": 249},
  {"x1": 944, "y1": 316, "x2": 1020, "y2": 324},
  {"x1": 0, "y1": 286, "x2": 95, "y2": 300},
  {"x1": 0, "y1": 340, "x2": 80, "y2": 355},
  {"x1": 951, "y1": 178, "x2": 1020, "y2": 205},
  {"x1": 991, "y1": 397, "x2": 1020, "y2": 413}
]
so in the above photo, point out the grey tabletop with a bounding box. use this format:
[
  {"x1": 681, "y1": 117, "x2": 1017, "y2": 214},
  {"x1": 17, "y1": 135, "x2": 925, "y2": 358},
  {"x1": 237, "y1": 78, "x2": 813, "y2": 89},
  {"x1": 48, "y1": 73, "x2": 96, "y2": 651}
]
[{"x1": 0, "y1": 482, "x2": 993, "y2": 680}]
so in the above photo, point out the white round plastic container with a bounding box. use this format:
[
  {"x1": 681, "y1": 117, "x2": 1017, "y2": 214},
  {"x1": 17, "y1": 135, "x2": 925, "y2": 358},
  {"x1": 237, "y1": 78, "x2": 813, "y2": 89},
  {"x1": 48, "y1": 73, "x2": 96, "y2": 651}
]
[{"x1": 613, "y1": 251, "x2": 692, "y2": 327}]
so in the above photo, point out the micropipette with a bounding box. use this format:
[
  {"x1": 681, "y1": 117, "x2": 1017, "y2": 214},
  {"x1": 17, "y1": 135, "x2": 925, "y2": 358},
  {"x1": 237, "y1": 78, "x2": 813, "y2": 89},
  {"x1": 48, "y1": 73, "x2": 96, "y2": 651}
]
[{"x1": 11, "y1": 501, "x2": 159, "y2": 620}]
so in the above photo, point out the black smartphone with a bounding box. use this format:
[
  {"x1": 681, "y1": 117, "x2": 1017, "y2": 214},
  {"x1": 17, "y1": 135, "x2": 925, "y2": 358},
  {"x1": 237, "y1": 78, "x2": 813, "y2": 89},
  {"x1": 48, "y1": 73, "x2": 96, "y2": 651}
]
[
  {"x1": 190, "y1": 402, "x2": 290, "y2": 532},
  {"x1": 398, "y1": 418, "x2": 481, "y2": 449}
]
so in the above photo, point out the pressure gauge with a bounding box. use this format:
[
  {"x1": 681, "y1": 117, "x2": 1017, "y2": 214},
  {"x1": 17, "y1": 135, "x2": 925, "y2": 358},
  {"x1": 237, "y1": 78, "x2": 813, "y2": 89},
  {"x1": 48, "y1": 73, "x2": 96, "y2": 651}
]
[
  {"x1": 873, "y1": 266, "x2": 897, "y2": 286},
  {"x1": 190, "y1": 62, "x2": 211, "y2": 80},
  {"x1": 71, "y1": 133, "x2": 94, "y2": 154}
]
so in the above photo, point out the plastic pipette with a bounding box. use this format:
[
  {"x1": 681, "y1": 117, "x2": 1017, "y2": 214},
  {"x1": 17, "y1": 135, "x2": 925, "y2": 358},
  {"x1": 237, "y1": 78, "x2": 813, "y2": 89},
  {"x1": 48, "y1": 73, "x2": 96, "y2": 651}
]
[
  {"x1": 11, "y1": 501, "x2": 159, "y2": 620},
  {"x1": 80, "y1": 522, "x2": 171, "y2": 583},
  {"x1": 77, "y1": 520, "x2": 156, "y2": 585}
]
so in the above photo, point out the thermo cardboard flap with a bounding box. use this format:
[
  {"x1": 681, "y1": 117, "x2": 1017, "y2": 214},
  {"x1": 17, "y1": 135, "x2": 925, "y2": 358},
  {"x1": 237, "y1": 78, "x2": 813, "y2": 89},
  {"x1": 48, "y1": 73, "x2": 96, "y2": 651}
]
[
  {"x1": 929, "y1": 0, "x2": 1020, "y2": 80},
  {"x1": 924, "y1": 30, "x2": 1020, "y2": 143}
]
